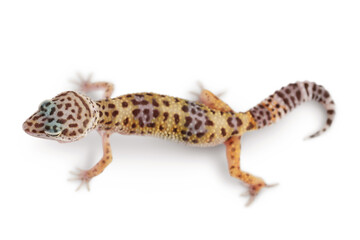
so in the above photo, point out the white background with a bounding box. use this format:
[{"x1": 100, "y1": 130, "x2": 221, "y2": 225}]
[{"x1": 1, "y1": 0, "x2": 359, "y2": 239}]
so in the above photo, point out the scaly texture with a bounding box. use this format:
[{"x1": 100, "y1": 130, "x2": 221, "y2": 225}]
[
  {"x1": 95, "y1": 93, "x2": 253, "y2": 146},
  {"x1": 23, "y1": 77, "x2": 335, "y2": 205},
  {"x1": 249, "y1": 81, "x2": 335, "y2": 138}
]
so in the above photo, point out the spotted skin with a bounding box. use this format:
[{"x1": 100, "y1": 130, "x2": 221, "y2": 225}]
[
  {"x1": 23, "y1": 91, "x2": 99, "y2": 142},
  {"x1": 249, "y1": 81, "x2": 335, "y2": 138},
  {"x1": 95, "y1": 93, "x2": 250, "y2": 146},
  {"x1": 198, "y1": 89, "x2": 270, "y2": 205},
  {"x1": 23, "y1": 77, "x2": 335, "y2": 205}
]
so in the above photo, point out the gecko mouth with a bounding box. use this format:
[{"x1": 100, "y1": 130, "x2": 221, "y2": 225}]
[{"x1": 23, "y1": 121, "x2": 45, "y2": 138}]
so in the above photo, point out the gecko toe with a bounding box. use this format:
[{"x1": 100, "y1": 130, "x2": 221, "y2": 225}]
[
  {"x1": 240, "y1": 181, "x2": 278, "y2": 206},
  {"x1": 71, "y1": 73, "x2": 94, "y2": 93},
  {"x1": 68, "y1": 168, "x2": 92, "y2": 191}
]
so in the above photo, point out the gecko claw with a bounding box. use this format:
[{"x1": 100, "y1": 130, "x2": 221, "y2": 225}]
[
  {"x1": 70, "y1": 73, "x2": 94, "y2": 93},
  {"x1": 245, "y1": 195, "x2": 256, "y2": 207},
  {"x1": 265, "y1": 183, "x2": 278, "y2": 188},
  {"x1": 190, "y1": 81, "x2": 226, "y2": 100},
  {"x1": 240, "y1": 189, "x2": 257, "y2": 206},
  {"x1": 68, "y1": 168, "x2": 92, "y2": 191},
  {"x1": 189, "y1": 81, "x2": 205, "y2": 98},
  {"x1": 216, "y1": 90, "x2": 227, "y2": 98},
  {"x1": 241, "y1": 182, "x2": 278, "y2": 206}
]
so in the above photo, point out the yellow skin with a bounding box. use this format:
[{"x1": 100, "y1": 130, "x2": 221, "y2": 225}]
[{"x1": 23, "y1": 76, "x2": 335, "y2": 205}]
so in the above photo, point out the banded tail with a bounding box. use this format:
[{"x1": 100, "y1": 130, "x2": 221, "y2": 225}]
[{"x1": 248, "y1": 81, "x2": 335, "y2": 138}]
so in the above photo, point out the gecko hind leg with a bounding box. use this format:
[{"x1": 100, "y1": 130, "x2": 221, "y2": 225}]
[
  {"x1": 190, "y1": 82, "x2": 227, "y2": 105},
  {"x1": 72, "y1": 73, "x2": 114, "y2": 99},
  {"x1": 225, "y1": 136, "x2": 277, "y2": 206},
  {"x1": 191, "y1": 84, "x2": 233, "y2": 113},
  {"x1": 196, "y1": 88, "x2": 276, "y2": 206}
]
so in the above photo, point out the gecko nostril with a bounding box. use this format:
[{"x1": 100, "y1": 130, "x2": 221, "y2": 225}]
[{"x1": 22, "y1": 121, "x2": 32, "y2": 133}]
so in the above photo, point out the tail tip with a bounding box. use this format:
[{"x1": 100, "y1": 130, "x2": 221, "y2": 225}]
[
  {"x1": 304, "y1": 127, "x2": 328, "y2": 140},
  {"x1": 304, "y1": 133, "x2": 319, "y2": 141}
]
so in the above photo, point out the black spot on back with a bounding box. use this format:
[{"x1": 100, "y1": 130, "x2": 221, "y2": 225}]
[
  {"x1": 174, "y1": 114, "x2": 180, "y2": 124},
  {"x1": 132, "y1": 109, "x2": 140, "y2": 117}
]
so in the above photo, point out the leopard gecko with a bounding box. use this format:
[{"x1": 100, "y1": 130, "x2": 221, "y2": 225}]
[{"x1": 23, "y1": 76, "x2": 335, "y2": 205}]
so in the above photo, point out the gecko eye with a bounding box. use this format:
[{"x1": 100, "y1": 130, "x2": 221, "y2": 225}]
[
  {"x1": 45, "y1": 129, "x2": 63, "y2": 137},
  {"x1": 39, "y1": 100, "x2": 52, "y2": 112},
  {"x1": 44, "y1": 123, "x2": 63, "y2": 137}
]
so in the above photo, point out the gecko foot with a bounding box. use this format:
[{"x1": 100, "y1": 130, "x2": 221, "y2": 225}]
[
  {"x1": 241, "y1": 182, "x2": 278, "y2": 206},
  {"x1": 71, "y1": 73, "x2": 94, "y2": 93},
  {"x1": 189, "y1": 81, "x2": 226, "y2": 101},
  {"x1": 189, "y1": 81, "x2": 205, "y2": 99},
  {"x1": 68, "y1": 168, "x2": 93, "y2": 191}
]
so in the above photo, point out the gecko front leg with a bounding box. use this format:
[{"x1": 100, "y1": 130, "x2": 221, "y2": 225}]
[
  {"x1": 70, "y1": 132, "x2": 113, "y2": 190},
  {"x1": 74, "y1": 73, "x2": 114, "y2": 99}
]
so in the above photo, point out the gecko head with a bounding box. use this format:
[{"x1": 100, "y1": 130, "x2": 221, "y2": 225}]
[{"x1": 23, "y1": 91, "x2": 99, "y2": 143}]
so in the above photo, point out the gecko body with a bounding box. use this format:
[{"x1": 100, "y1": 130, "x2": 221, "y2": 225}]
[
  {"x1": 23, "y1": 77, "x2": 335, "y2": 205},
  {"x1": 95, "y1": 93, "x2": 253, "y2": 146}
]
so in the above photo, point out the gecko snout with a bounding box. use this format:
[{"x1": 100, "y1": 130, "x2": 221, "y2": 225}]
[{"x1": 22, "y1": 111, "x2": 48, "y2": 138}]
